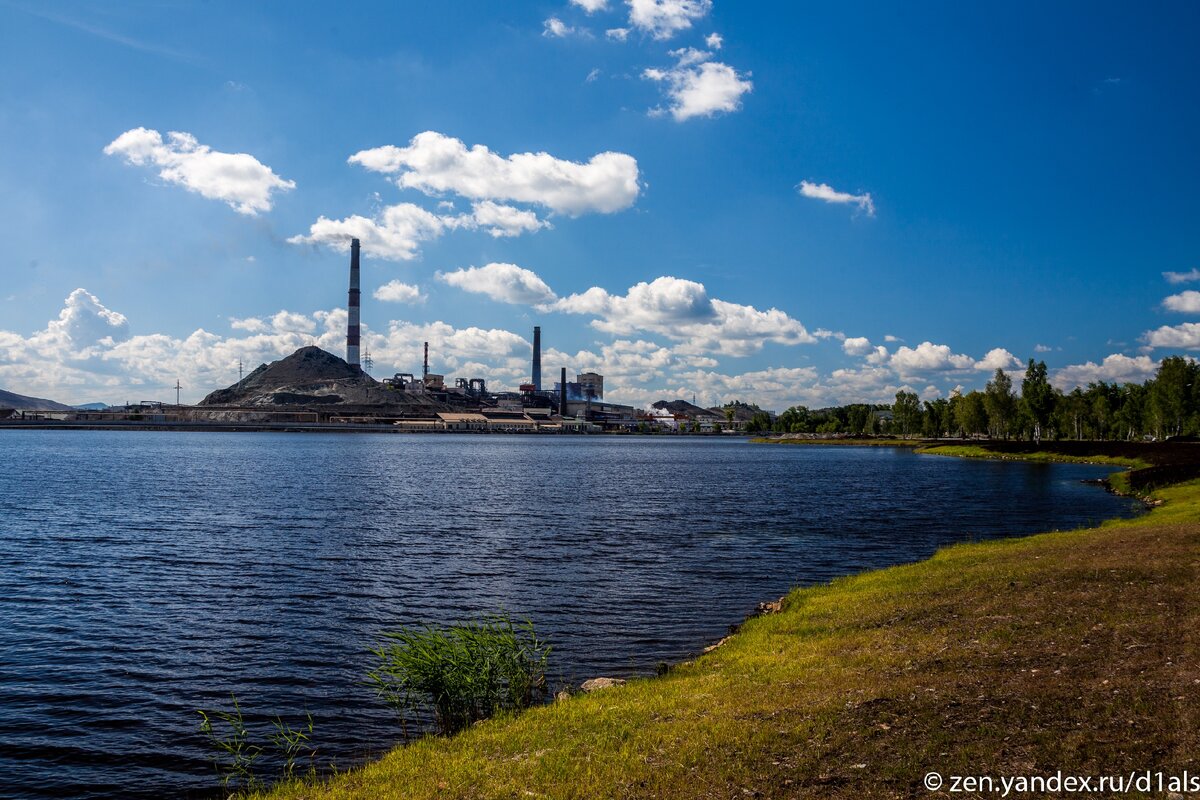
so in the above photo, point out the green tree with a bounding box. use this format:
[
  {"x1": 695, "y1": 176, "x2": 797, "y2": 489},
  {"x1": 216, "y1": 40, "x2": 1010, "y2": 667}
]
[
  {"x1": 1021, "y1": 359, "x2": 1056, "y2": 443},
  {"x1": 892, "y1": 390, "x2": 922, "y2": 438},
  {"x1": 846, "y1": 404, "x2": 871, "y2": 435},
  {"x1": 984, "y1": 369, "x2": 1017, "y2": 439},
  {"x1": 1054, "y1": 388, "x2": 1089, "y2": 440},
  {"x1": 1113, "y1": 382, "x2": 1146, "y2": 441},
  {"x1": 1148, "y1": 356, "x2": 1196, "y2": 438},
  {"x1": 955, "y1": 390, "x2": 989, "y2": 437},
  {"x1": 746, "y1": 411, "x2": 773, "y2": 433},
  {"x1": 922, "y1": 398, "x2": 951, "y2": 438}
]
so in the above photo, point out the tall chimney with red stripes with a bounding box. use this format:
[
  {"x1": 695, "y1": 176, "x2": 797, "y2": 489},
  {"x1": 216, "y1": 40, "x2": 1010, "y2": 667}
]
[{"x1": 347, "y1": 238, "x2": 361, "y2": 367}]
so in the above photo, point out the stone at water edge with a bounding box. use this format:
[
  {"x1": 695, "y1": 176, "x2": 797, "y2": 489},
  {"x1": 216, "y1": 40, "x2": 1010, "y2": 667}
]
[{"x1": 580, "y1": 677, "x2": 626, "y2": 692}]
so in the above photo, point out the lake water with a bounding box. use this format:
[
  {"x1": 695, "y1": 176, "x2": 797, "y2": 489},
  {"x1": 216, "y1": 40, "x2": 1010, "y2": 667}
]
[{"x1": 0, "y1": 431, "x2": 1141, "y2": 798}]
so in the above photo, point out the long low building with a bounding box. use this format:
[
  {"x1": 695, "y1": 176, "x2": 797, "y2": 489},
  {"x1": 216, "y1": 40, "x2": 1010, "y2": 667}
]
[{"x1": 391, "y1": 410, "x2": 585, "y2": 433}]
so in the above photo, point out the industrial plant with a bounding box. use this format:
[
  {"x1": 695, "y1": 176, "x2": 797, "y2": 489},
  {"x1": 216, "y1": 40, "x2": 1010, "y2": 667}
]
[{"x1": 3, "y1": 239, "x2": 753, "y2": 433}]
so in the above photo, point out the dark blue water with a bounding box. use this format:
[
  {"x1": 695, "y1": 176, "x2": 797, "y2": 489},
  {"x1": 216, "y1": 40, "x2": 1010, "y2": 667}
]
[{"x1": 0, "y1": 432, "x2": 1140, "y2": 798}]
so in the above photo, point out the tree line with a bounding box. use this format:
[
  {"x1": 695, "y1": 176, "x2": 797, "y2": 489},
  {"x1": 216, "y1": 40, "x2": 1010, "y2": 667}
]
[{"x1": 750, "y1": 356, "x2": 1200, "y2": 442}]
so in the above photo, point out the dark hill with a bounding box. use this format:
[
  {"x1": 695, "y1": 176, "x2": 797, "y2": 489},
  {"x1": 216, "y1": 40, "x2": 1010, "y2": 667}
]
[
  {"x1": 199, "y1": 346, "x2": 449, "y2": 413},
  {"x1": 0, "y1": 389, "x2": 74, "y2": 411},
  {"x1": 200, "y1": 346, "x2": 371, "y2": 406},
  {"x1": 652, "y1": 399, "x2": 721, "y2": 418}
]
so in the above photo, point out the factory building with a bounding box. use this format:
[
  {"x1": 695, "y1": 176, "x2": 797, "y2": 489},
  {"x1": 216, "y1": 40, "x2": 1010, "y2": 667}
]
[
  {"x1": 577, "y1": 372, "x2": 603, "y2": 400},
  {"x1": 553, "y1": 373, "x2": 605, "y2": 402}
]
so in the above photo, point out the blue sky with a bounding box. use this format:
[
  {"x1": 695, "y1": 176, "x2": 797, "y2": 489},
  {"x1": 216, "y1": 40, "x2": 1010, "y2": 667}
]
[{"x1": 2, "y1": 0, "x2": 1198, "y2": 406}]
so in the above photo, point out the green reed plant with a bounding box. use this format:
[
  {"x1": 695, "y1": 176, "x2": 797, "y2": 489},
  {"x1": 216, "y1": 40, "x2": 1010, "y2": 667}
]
[
  {"x1": 367, "y1": 614, "x2": 550, "y2": 735},
  {"x1": 268, "y1": 711, "x2": 315, "y2": 779},
  {"x1": 198, "y1": 694, "x2": 263, "y2": 792},
  {"x1": 198, "y1": 694, "x2": 317, "y2": 794}
]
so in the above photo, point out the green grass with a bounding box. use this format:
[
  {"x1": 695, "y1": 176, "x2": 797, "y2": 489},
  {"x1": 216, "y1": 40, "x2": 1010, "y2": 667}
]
[
  {"x1": 750, "y1": 437, "x2": 922, "y2": 447},
  {"x1": 913, "y1": 443, "x2": 1148, "y2": 469},
  {"x1": 260, "y1": 465, "x2": 1200, "y2": 799}
]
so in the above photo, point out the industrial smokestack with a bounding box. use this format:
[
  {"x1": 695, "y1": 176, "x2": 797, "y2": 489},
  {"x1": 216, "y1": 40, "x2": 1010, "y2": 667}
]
[
  {"x1": 560, "y1": 367, "x2": 567, "y2": 417},
  {"x1": 532, "y1": 326, "x2": 542, "y2": 392},
  {"x1": 347, "y1": 238, "x2": 361, "y2": 367},
  {"x1": 423, "y1": 341, "x2": 429, "y2": 379}
]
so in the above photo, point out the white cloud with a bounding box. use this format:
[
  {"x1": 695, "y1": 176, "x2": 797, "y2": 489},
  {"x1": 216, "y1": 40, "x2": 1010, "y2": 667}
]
[
  {"x1": 889, "y1": 341, "x2": 975, "y2": 374},
  {"x1": 865, "y1": 345, "x2": 890, "y2": 365},
  {"x1": 1034, "y1": 344, "x2": 1052, "y2": 353},
  {"x1": 974, "y1": 347, "x2": 1020, "y2": 372},
  {"x1": 627, "y1": 0, "x2": 712, "y2": 39},
  {"x1": 0, "y1": 291, "x2": 334, "y2": 403},
  {"x1": 381, "y1": 321, "x2": 530, "y2": 378},
  {"x1": 288, "y1": 198, "x2": 549, "y2": 261},
  {"x1": 1143, "y1": 322, "x2": 1200, "y2": 350},
  {"x1": 644, "y1": 58, "x2": 752, "y2": 122},
  {"x1": 545, "y1": 338, "x2": 686, "y2": 387},
  {"x1": 35, "y1": 288, "x2": 131, "y2": 357},
  {"x1": 842, "y1": 336, "x2": 873, "y2": 356},
  {"x1": 586, "y1": 68, "x2": 602, "y2": 83},
  {"x1": 668, "y1": 46, "x2": 711, "y2": 67},
  {"x1": 884, "y1": 334, "x2": 902, "y2": 343},
  {"x1": 571, "y1": 0, "x2": 610, "y2": 12},
  {"x1": 1163, "y1": 290, "x2": 1200, "y2": 313},
  {"x1": 229, "y1": 316, "x2": 267, "y2": 333},
  {"x1": 705, "y1": 32, "x2": 723, "y2": 49},
  {"x1": 543, "y1": 17, "x2": 574, "y2": 37},
  {"x1": 104, "y1": 127, "x2": 294, "y2": 215},
  {"x1": 373, "y1": 281, "x2": 425, "y2": 304},
  {"x1": 348, "y1": 131, "x2": 640, "y2": 216},
  {"x1": 288, "y1": 203, "x2": 457, "y2": 261},
  {"x1": 439, "y1": 263, "x2": 558, "y2": 306},
  {"x1": 269, "y1": 310, "x2": 317, "y2": 334},
  {"x1": 469, "y1": 200, "x2": 550, "y2": 237},
  {"x1": 1053, "y1": 354, "x2": 1160, "y2": 389},
  {"x1": 797, "y1": 181, "x2": 875, "y2": 217},
  {"x1": 1163, "y1": 268, "x2": 1200, "y2": 284},
  {"x1": 547, "y1": 276, "x2": 814, "y2": 356},
  {"x1": 606, "y1": 27, "x2": 630, "y2": 41}
]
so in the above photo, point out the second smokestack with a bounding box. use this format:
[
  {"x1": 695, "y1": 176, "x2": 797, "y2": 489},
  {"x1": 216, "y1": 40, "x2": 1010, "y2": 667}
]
[
  {"x1": 532, "y1": 326, "x2": 542, "y2": 392},
  {"x1": 560, "y1": 367, "x2": 567, "y2": 417}
]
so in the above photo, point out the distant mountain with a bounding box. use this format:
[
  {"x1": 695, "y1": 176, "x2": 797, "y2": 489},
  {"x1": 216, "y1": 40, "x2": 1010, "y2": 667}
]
[{"x1": 0, "y1": 389, "x2": 74, "y2": 411}]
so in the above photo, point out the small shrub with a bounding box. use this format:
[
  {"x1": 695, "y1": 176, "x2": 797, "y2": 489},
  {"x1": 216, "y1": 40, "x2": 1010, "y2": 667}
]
[{"x1": 367, "y1": 614, "x2": 550, "y2": 735}]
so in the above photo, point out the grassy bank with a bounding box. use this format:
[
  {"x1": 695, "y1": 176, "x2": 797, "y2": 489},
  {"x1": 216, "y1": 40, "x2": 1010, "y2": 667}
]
[
  {"x1": 750, "y1": 436, "x2": 922, "y2": 448},
  {"x1": 260, "y1": 461, "x2": 1200, "y2": 799}
]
